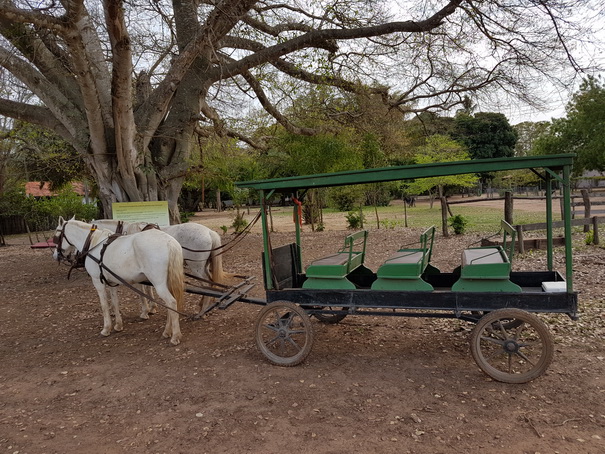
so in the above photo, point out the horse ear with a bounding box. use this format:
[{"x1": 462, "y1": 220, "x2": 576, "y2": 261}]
[
  {"x1": 70, "y1": 215, "x2": 76, "y2": 221},
  {"x1": 58, "y1": 216, "x2": 65, "y2": 226}
]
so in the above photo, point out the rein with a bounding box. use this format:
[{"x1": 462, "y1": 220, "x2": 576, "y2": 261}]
[{"x1": 179, "y1": 210, "x2": 262, "y2": 257}]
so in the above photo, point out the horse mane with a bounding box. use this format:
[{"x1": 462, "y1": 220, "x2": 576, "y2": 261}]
[{"x1": 166, "y1": 240, "x2": 185, "y2": 312}]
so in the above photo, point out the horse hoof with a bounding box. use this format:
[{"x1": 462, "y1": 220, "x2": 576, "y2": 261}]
[
  {"x1": 114, "y1": 325, "x2": 123, "y2": 332},
  {"x1": 162, "y1": 331, "x2": 171, "y2": 339},
  {"x1": 170, "y1": 337, "x2": 181, "y2": 346},
  {"x1": 139, "y1": 314, "x2": 150, "y2": 320},
  {"x1": 100, "y1": 330, "x2": 111, "y2": 337}
]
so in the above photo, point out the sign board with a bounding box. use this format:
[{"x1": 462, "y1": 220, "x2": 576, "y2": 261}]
[{"x1": 112, "y1": 201, "x2": 170, "y2": 226}]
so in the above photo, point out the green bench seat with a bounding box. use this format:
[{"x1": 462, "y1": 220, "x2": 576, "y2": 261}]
[
  {"x1": 371, "y1": 226, "x2": 439, "y2": 291},
  {"x1": 303, "y1": 230, "x2": 370, "y2": 289},
  {"x1": 452, "y1": 220, "x2": 522, "y2": 293}
]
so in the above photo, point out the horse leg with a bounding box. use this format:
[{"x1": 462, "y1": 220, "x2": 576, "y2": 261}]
[
  {"x1": 91, "y1": 279, "x2": 113, "y2": 337},
  {"x1": 186, "y1": 262, "x2": 216, "y2": 320},
  {"x1": 155, "y1": 287, "x2": 181, "y2": 345},
  {"x1": 108, "y1": 286, "x2": 123, "y2": 332},
  {"x1": 138, "y1": 285, "x2": 157, "y2": 319},
  {"x1": 194, "y1": 296, "x2": 214, "y2": 320}
]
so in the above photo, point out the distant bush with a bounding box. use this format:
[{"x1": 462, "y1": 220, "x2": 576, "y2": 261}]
[
  {"x1": 448, "y1": 214, "x2": 468, "y2": 235},
  {"x1": 346, "y1": 211, "x2": 364, "y2": 230},
  {"x1": 0, "y1": 186, "x2": 99, "y2": 232},
  {"x1": 328, "y1": 186, "x2": 364, "y2": 211}
]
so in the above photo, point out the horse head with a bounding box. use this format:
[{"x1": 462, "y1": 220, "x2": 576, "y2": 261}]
[{"x1": 52, "y1": 217, "x2": 77, "y2": 263}]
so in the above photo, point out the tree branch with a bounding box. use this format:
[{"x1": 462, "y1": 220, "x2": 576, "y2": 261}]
[
  {"x1": 0, "y1": 98, "x2": 71, "y2": 140},
  {"x1": 208, "y1": 0, "x2": 464, "y2": 82}
]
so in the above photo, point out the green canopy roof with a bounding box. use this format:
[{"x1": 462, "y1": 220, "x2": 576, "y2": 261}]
[{"x1": 237, "y1": 154, "x2": 574, "y2": 192}]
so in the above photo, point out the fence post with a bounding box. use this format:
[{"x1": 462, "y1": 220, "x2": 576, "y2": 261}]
[
  {"x1": 581, "y1": 189, "x2": 591, "y2": 233},
  {"x1": 504, "y1": 191, "x2": 513, "y2": 225},
  {"x1": 515, "y1": 224, "x2": 525, "y2": 254},
  {"x1": 593, "y1": 216, "x2": 600, "y2": 245}
]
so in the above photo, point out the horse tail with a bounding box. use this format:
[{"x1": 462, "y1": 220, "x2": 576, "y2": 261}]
[
  {"x1": 209, "y1": 229, "x2": 237, "y2": 284},
  {"x1": 167, "y1": 240, "x2": 185, "y2": 312}
]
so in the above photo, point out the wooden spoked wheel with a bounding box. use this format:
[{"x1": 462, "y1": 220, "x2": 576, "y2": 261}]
[
  {"x1": 470, "y1": 308, "x2": 554, "y2": 384},
  {"x1": 255, "y1": 301, "x2": 314, "y2": 366}
]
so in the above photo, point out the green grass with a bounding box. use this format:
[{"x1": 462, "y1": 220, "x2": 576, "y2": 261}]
[
  {"x1": 365, "y1": 205, "x2": 549, "y2": 233},
  {"x1": 271, "y1": 202, "x2": 552, "y2": 234}
]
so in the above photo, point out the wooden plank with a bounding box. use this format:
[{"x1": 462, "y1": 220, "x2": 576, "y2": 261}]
[{"x1": 520, "y1": 216, "x2": 605, "y2": 231}]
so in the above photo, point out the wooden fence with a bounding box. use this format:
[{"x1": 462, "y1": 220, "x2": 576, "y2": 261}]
[{"x1": 514, "y1": 216, "x2": 603, "y2": 254}]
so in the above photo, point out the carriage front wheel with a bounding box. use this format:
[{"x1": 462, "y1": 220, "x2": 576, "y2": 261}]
[
  {"x1": 470, "y1": 308, "x2": 554, "y2": 384},
  {"x1": 255, "y1": 301, "x2": 314, "y2": 367}
]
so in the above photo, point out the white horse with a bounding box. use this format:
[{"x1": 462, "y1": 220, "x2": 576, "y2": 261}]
[
  {"x1": 93, "y1": 219, "x2": 230, "y2": 318},
  {"x1": 53, "y1": 217, "x2": 185, "y2": 345}
]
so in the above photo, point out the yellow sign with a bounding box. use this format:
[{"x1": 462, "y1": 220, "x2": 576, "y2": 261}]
[{"x1": 112, "y1": 201, "x2": 170, "y2": 226}]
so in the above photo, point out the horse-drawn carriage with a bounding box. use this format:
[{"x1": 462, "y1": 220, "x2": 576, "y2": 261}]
[
  {"x1": 229, "y1": 153, "x2": 578, "y2": 384},
  {"x1": 53, "y1": 153, "x2": 578, "y2": 384}
]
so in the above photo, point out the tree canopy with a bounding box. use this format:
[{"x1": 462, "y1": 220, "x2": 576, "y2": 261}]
[
  {"x1": 0, "y1": 0, "x2": 600, "y2": 221},
  {"x1": 533, "y1": 76, "x2": 605, "y2": 174},
  {"x1": 454, "y1": 112, "x2": 518, "y2": 161}
]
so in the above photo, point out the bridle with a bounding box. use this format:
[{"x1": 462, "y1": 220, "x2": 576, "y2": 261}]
[{"x1": 53, "y1": 221, "x2": 98, "y2": 267}]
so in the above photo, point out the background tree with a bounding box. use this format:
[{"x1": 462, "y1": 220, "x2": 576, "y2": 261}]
[
  {"x1": 533, "y1": 76, "x2": 605, "y2": 175},
  {"x1": 0, "y1": 1, "x2": 599, "y2": 222},
  {"x1": 404, "y1": 135, "x2": 478, "y2": 235},
  {"x1": 405, "y1": 135, "x2": 478, "y2": 202},
  {"x1": 454, "y1": 113, "x2": 518, "y2": 161},
  {"x1": 513, "y1": 121, "x2": 550, "y2": 157},
  {"x1": 8, "y1": 122, "x2": 89, "y2": 189}
]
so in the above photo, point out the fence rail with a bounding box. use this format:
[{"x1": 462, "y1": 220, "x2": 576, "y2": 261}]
[{"x1": 514, "y1": 216, "x2": 603, "y2": 254}]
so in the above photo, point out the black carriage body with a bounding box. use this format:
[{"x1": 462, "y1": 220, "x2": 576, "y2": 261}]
[{"x1": 264, "y1": 243, "x2": 578, "y2": 320}]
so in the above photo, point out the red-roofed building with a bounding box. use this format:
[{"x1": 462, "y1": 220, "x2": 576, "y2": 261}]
[
  {"x1": 25, "y1": 181, "x2": 94, "y2": 203},
  {"x1": 25, "y1": 181, "x2": 87, "y2": 197}
]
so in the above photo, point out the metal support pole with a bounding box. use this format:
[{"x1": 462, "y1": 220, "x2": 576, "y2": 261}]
[
  {"x1": 545, "y1": 172, "x2": 553, "y2": 271},
  {"x1": 562, "y1": 166, "x2": 573, "y2": 292},
  {"x1": 260, "y1": 190, "x2": 273, "y2": 290},
  {"x1": 293, "y1": 195, "x2": 303, "y2": 270}
]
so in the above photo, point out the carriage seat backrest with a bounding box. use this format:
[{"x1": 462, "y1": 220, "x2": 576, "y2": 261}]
[
  {"x1": 453, "y1": 220, "x2": 521, "y2": 293},
  {"x1": 305, "y1": 230, "x2": 368, "y2": 278},
  {"x1": 370, "y1": 226, "x2": 437, "y2": 291},
  {"x1": 376, "y1": 226, "x2": 436, "y2": 276},
  {"x1": 461, "y1": 220, "x2": 516, "y2": 268}
]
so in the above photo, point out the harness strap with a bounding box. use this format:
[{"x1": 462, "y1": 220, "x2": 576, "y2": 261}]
[
  {"x1": 67, "y1": 225, "x2": 98, "y2": 278},
  {"x1": 98, "y1": 233, "x2": 123, "y2": 286}
]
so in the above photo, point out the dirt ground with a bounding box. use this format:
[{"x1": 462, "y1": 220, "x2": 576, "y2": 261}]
[{"x1": 1, "y1": 199, "x2": 604, "y2": 454}]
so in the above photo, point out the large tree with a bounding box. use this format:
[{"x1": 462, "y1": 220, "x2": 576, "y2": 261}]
[
  {"x1": 453, "y1": 112, "x2": 518, "y2": 161},
  {"x1": 0, "y1": 1, "x2": 599, "y2": 221}
]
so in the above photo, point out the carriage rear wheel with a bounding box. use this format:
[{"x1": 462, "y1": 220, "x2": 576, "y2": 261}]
[
  {"x1": 470, "y1": 308, "x2": 554, "y2": 384},
  {"x1": 255, "y1": 301, "x2": 314, "y2": 367}
]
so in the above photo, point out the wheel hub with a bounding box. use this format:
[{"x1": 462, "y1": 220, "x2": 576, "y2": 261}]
[{"x1": 503, "y1": 339, "x2": 519, "y2": 353}]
